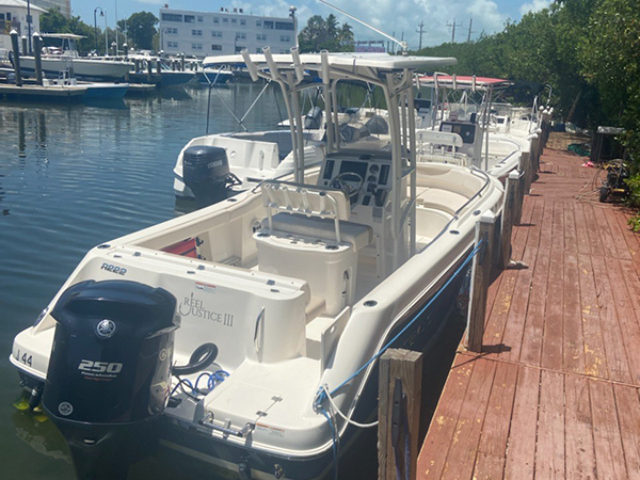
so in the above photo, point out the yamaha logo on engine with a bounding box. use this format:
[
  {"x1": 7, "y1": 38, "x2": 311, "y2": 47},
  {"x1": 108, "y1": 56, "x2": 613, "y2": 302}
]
[{"x1": 96, "y1": 319, "x2": 116, "y2": 338}]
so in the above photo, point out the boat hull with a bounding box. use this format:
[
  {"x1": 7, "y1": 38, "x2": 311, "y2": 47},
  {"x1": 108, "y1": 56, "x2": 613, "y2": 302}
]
[
  {"x1": 159, "y1": 250, "x2": 469, "y2": 480},
  {"x1": 20, "y1": 57, "x2": 131, "y2": 81}
]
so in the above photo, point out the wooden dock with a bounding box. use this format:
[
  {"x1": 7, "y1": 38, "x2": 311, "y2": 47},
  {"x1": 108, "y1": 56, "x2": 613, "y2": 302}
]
[{"x1": 417, "y1": 146, "x2": 640, "y2": 479}]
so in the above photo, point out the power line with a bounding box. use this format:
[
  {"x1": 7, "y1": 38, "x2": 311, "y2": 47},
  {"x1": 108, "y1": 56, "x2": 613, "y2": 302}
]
[
  {"x1": 446, "y1": 18, "x2": 463, "y2": 43},
  {"x1": 416, "y1": 21, "x2": 425, "y2": 51},
  {"x1": 467, "y1": 18, "x2": 476, "y2": 43}
]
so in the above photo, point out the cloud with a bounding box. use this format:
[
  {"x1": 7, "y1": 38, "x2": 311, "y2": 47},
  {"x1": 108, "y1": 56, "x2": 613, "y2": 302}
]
[{"x1": 519, "y1": 0, "x2": 551, "y2": 15}]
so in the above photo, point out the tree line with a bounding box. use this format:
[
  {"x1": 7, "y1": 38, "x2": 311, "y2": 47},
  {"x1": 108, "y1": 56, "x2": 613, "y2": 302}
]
[
  {"x1": 414, "y1": 0, "x2": 640, "y2": 207},
  {"x1": 40, "y1": 8, "x2": 158, "y2": 54}
]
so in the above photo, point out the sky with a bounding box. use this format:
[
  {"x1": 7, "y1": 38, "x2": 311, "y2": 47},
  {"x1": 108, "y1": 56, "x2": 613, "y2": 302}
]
[{"x1": 72, "y1": 0, "x2": 552, "y2": 49}]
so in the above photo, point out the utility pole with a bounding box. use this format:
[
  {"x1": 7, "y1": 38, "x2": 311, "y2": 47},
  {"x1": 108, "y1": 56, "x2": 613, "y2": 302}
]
[
  {"x1": 446, "y1": 18, "x2": 463, "y2": 43},
  {"x1": 467, "y1": 18, "x2": 476, "y2": 43},
  {"x1": 416, "y1": 21, "x2": 425, "y2": 51}
]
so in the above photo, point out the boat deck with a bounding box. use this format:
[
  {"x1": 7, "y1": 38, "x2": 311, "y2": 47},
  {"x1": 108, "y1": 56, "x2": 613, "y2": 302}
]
[{"x1": 417, "y1": 147, "x2": 640, "y2": 479}]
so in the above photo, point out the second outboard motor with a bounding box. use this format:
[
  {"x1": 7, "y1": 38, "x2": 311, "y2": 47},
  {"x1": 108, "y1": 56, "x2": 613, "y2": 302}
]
[
  {"x1": 42, "y1": 280, "x2": 179, "y2": 480},
  {"x1": 304, "y1": 106, "x2": 323, "y2": 130},
  {"x1": 182, "y1": 145, "x2": 240, "y2": 209}
]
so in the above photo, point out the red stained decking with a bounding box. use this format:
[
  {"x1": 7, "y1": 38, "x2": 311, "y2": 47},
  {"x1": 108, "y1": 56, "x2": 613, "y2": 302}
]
[{"x1": 417, "y1": 148, "x2": 640, "y2": 480}]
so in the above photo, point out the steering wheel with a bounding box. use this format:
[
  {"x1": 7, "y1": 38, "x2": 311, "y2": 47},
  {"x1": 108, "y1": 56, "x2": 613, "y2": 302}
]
[{"x1": 331, "y1": 172, "x2": 365, "y2": 203}]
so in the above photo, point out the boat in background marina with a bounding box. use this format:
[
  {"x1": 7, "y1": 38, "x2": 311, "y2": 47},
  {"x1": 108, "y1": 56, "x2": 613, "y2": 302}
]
[
  {"x1": 415, "y1": 74, "x2": 541, "y2": 181},
  {"x1": 10, "y1": 50, "x2": 505, "y2": 480},
  {"x1": 19, "y1": 34, "x2": 131, "y2": 81}
]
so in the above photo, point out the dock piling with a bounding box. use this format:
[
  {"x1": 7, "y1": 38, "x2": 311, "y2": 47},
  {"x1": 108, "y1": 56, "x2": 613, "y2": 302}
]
[
  {"x1": 378, "y1": 349, "x2": 423, "y2": 480},
  {"x1": 146, "y1": 61, "x2": 153, "y2": 83},
  {"x1": 465, "y1": 211, "x2": 495, "y2": 352},
  {"x1": 33, "y1": 33, "x2": 43, "y2": 85},
  {"x1": 156, "y1": 59, "x2": 162, "y2": 76},
  {"x1": 21, "y1": 35, "x2": 27, "y2": 55},
  {"x1": 10, "y1": 30, "x2": 23, "y2": 87},
  {"x1": 180, "y1": 54, "x2": 185, "y2": 72}
]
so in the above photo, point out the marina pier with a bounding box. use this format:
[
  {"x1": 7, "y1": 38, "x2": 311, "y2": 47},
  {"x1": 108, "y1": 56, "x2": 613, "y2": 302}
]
[{"x1": 415, "y1": 142, "x2": 640, "y2": 480}]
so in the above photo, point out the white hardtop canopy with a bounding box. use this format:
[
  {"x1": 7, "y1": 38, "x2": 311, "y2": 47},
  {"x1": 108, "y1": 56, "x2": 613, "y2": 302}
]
[
  {"x1": 203, "y1": 52, "x2": 457, "y2": 77},
  {"x1": 41, "y1": 33, "x2": 85, "y2": 40}
]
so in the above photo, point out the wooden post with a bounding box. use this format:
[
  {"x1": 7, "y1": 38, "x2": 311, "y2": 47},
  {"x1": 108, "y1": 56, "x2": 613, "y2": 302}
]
[
  {"x1": 525, "y1": 138, "x2": 536, "y2": 194},
  {"x1": 465, "y1": 211, "x2": 495, "y2": 352},
  {"x1": 180, "y1": 53, "x2": 185, "y2": 71},
  {"x1": 156, "y1": 59, "x2": 162, "y2": 76},
  {"x1": 512, "y1": 169, "x2": 525, "y2": 227},
  {"x1": 378, "y1": 349, "x2": 423, "y2": 480},
  {"x1": 500, "y1": 171, "x2": 523, "y2": 270},
  {"x1": 21, "y1": 35, "x2": 27, "y2": 55},
  {"x1": 146, "y1": 60, "x2": 153, "y2": 83},
  {"x1": 33, "y1": 33, "x2": 43, "y2": 85},
  {"x1": 10, "y1": 30, "x2": 23, "y2": 87}
]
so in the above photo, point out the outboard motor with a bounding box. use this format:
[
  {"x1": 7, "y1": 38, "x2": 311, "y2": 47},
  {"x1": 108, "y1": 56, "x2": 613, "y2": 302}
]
[
  {"x1": 182, "y1": 145, "x2": 241, "y2": 209},
  {"x1": 42, "y1": 280, "x2": 179, "y2": 480},
  {"x1": 304, "y1": 106, "x2": 323, "y2": 130}
]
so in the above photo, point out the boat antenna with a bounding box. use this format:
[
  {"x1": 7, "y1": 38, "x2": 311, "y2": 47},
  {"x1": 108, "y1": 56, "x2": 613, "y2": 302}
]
[{"x1": 316, "y1": 0, "x2": 409, "y2": 55}]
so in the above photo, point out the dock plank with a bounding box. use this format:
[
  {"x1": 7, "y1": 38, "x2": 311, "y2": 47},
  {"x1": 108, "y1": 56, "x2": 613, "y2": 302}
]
[
  {"x1": 503, "y1": 366, "x2": 540, "y2": 480},
  {"x1": 440, "y1": 359, "x2": 496, "y2": 480},
  {"x1": 473, "y1": 362, "x2": 518, "y2": 480},
  {"x1": 564, "y1": 374, "x2": 596, "y2": 480},
  {"x1": 613, "y1": 384, "x2": 640, "y2": 480},
  {"x1": 535, "y1": 370, "x2": 565, "y2": 480},
  {"x1": 590, "y1": 380, "x2": 627, "y2": 480}
]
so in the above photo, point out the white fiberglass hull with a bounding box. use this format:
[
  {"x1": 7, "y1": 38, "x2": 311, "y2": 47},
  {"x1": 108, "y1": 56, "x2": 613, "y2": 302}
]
[
  {"x1": 20, "y1": 57, "x2": 131, "y2": 80},
  {"x1": 11, "y1": 161, "x2": 503, "y2": 479}
]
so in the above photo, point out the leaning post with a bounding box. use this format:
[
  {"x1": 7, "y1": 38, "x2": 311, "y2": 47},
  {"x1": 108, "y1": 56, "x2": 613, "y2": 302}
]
[
  {"x1": 465, "y1": 211, "x2": 496, "y2": 352},
  {"x1": 378, "y1": 349, "x2": 423, "y2": 480}
]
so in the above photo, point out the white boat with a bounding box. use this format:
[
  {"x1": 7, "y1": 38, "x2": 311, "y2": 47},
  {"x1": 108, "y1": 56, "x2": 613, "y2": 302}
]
[
  {"x1": 415, "y1": 75, "x2": 541, "y2": 181},
  {"x1": 10, "y1": 51, "x2": 505, "y2": 480},
  {"x1": 20, "y1": 34, "x2": 131, "y2": 81},
  {"x1": 173, "y1": 104, "x2": 391, "y2": 201}
]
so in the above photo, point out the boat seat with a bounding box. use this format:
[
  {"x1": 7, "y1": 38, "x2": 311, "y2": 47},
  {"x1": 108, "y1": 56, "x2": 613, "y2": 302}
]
[
  {"x1": 262, "y1": 214, "x2": 372, "y2": 252},
  {"x1": 255, "y1": 180, "x2": 373, "y2": 315}
]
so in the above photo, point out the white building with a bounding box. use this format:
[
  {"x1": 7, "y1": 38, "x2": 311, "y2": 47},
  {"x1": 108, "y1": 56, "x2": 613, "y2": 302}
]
[
  {"x1": 0, "y1": 0, "x2": 45, "y2": 51},
  {"x1": 159, "y1": 6, "x2": 296, "y2": 59}
]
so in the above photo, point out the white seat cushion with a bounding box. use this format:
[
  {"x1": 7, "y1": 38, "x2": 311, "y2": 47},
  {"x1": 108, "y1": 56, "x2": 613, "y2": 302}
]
[{"x1": 262, "y1": 213, "x2": 372, "y2": 252}]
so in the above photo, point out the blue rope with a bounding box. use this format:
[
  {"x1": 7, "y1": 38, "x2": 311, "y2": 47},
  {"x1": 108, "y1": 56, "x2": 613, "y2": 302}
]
[
  {"x1": 318, "y1": 239, "x2": 484, "y2": 405},
  {"x1": 319, "y1": 406, "x2": 339, "y2": 480}
]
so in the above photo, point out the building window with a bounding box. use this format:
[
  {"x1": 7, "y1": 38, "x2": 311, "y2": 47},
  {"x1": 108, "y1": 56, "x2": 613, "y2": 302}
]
[
  {"x1": 256, "y1": 48, "x2": 262, "y2": 53},
  {"x1": 263, "y1": 20, "x2": 274, "y2": 29},
  {"x1": 240, "y1": 19, "x2": 246, "y2": 26},
  {"x1": 256, "y1": 33, "x2": 266, "y2": 41},
  {"x1": 197, "y1": 16, "x2": 203, "y2": 22},
  {"x1": 161, "y1": 13, "x2": 182, "y2": 22},
  {"x1": 192, "y1": 29, "x2": 202, "y2": 36},
  {"x1": 211, "y1": 44, "x2": 222, "y2": 51},
  {"x1": 280, "y1": 35, "x2": 291, "y2": 42},
  {"x1": 184, "y1": 15, "x2": 195, "y2": 23},
  {"x1": 166, "y1": 27, "x2": 178, "y2": 34},
  {"x1": 256, "y1": 20, "x2": 262, "y2": 27},
  {"x1": 275, "y1": 22, "x2": 294, "y2": 31},
  {"x1": 223, "y1": 18, "x2": 229, "y2": 23},
  {"x1": 192, "y1": 43, "x2": 203, "y2": 50},
  {"x1": 211, "y1": 31, "x2": 222, "y2": 38},
  {"x1": 213, "y1": 17, "x2": 219, "y2": 24},
  {"x1": 231, "y1": 18, "x2": 237, "y2": 24},
  {"x1": 167, "y1": 41, "x2": 178, "y2": 48},
  {"x1": 235, "y1": 46, "x2": 245, "y2": 53},
  {"x1": 236, "y1": 33, "x2": 246, "y2": 40}
]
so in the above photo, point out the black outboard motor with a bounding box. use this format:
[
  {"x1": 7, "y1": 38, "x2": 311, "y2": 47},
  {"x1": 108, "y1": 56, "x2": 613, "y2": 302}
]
[
  {"x1": 182, "y1": 145, "x2": 241, "y2": 209},
  {"x1": 42, "y1": 280, "x2": 179, "y2": 480},
  {"x1": 304, "y1": 106, "x2": 323, "y2": 130}
]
